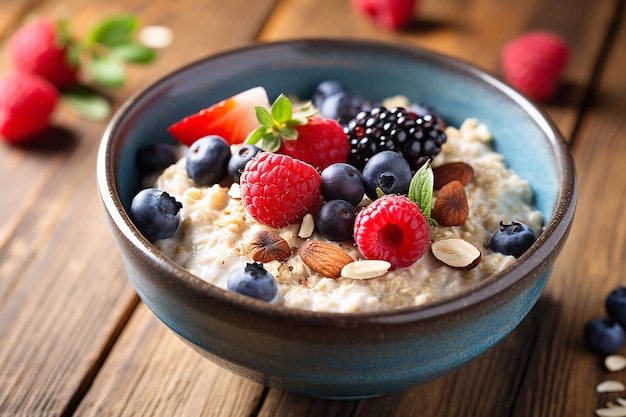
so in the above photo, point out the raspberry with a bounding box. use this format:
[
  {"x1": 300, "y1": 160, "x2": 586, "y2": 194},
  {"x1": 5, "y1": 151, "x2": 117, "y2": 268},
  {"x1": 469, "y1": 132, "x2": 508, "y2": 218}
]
[
  {"x1": 354, "y1": 194, "x2": 430, "y2": 270},
  {"x1": 0, "y1": 72, "x2": 59, "y2": 144},
  {"x1": 352, "y1": 0, "x2": 418, "y2": 30},
  {"x1": 240, "y1": 152, "x2": 321, "y2": 228},
  {"x1": 9, "y1": 18, "x2": 78, "y2": 89},
  {"x1": 501, "y1": 31, "x2": 569, "y2": 102}
]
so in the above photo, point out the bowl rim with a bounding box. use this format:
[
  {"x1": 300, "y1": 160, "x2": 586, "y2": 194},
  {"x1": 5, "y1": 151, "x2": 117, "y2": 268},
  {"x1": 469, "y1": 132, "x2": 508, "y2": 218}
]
[{"x1": 97, "y1": 38, "x2": 577, "y2": 327}]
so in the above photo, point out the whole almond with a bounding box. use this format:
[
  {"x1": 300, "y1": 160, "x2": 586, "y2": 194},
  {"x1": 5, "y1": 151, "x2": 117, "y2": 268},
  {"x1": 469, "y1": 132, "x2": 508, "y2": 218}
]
[
  {"x1": 248, "y1": 230, "x2": 291, "y2": 263},
  {"x1": 433, "y1": 161, "x2": 474, "y2": 190},
  {"x1": 432, "y1": 180, "x2": 469, "y2": 226},
  {"x1": 299, "y1": 240, "x2": 354, "y2": 279}
]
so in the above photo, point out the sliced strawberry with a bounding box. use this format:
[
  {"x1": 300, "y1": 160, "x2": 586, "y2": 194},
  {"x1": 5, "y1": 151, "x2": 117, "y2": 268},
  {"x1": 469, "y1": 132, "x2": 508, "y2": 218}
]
[{"x1": 167, "y1": 86, "x2": 270, "y2": 146}]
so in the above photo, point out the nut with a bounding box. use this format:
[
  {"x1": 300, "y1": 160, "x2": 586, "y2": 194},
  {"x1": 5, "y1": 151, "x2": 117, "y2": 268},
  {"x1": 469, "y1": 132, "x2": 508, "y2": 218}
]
[
  {"x1": 299, "y1": 240, "x2": 354, "y2": 279},
  {"x1": 298, "y1": 213, "x2": 315, "y2": 238},
  {"x1": 432, "y1": 180, "x2": 469, "y2": 226},
  {"x1": 431, "y1": 238, "x2": 481, "y2": 270},
  {"x1": 341, "y1": 260, "x2": 391, "y2": 280},
  {"x1": 248, "y1": 230, "x2": 291, "y2": 263},
  {"x1": 433, "y1": 161, "x2": 474, "y2": 190}
]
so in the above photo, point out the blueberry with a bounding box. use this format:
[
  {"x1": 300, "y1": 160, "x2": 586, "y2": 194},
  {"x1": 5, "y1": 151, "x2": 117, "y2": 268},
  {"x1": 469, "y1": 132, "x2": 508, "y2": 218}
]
[
  {"x1": 409, "y1": 101, "x2": 437, "y2": 118},
  {"x1": 361, "y1": 150, "x2": 412, "y2": 200},
  {"x1": 130, "y1": 188, "x2": 182, "y2": 242},
  {"x1": 583, "y1": 317, "x2": 626, "y2": 355},
  {"x1": 320, "y1": 163, "x2": 364, "y2": 206},
  {"x1": 315, "y1": 199, "x2": 357, "y2": 241},
  {"x1": 312, "y1": 80, "x2": 346, "y2": 108},
  {"x1": 136, "y1": 143, "x2": 178, "y2": 175},
  {"x1": 227, "y1": 262, "x2": 277, "y2": 302},
  {"x1": 227, "y1": 144, "x2": 263, "y2": 183},
  {"x1": 318, "y1": 91, "x2": 366, "y2": 125},
  {"x1": 490, "y1": 221, "x2": 537, "y2": 257},
  {"x1": 186, "y1": 135, "x2": 231, "y2": 186},
  {"x1": 607, "y1": 287, "x2": 626, "y2": 328}
]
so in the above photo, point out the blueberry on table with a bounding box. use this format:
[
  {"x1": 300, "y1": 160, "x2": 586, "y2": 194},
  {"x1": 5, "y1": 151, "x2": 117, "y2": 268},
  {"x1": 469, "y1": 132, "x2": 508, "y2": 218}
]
[
  {"x1": 583, "y1": 317, "x2": 625, "y2": 355},
  {"x1": 320, "y1": 162, "x2": 364, "y2": 206},
  {"x1": 315, "y1": 199, "x2": 357, "y2": 242},
  {"x1": 227, "y1": 263, "x2": 277, "y2": 302},
  {"x1": 490, "y1": 221, "x2": 537, "y2": 257},
  {"x1": 186, "y1": 135, "x2": 231, "y2": 186},
  {"x1": 607, "y1": 287, "x2": 626, "y2": 328},
  {"x1": 130, "y1": 188, "x2": 182, "y2": 242},
  {"x1": 227, "y1": 144, "x2": 262, "y2": 183},
  {"x1": 136, "y1": 143, "x2": 178, "y2": 175},
  {"x1": 361, "y1": 150, "x2": 412, "y2": 200}
]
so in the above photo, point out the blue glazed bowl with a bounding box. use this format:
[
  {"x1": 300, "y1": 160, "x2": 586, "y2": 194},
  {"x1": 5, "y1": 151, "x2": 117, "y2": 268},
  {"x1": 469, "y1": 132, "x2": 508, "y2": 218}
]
[{"x1": 97, "y1": 39, "x2": 576, "y2": 399}]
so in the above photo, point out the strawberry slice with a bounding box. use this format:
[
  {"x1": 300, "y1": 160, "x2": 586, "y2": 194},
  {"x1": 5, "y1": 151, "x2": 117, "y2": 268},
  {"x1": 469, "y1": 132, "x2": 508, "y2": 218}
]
[{"x1": 167, "y1": 86, "x2": 270, "y2": 146}]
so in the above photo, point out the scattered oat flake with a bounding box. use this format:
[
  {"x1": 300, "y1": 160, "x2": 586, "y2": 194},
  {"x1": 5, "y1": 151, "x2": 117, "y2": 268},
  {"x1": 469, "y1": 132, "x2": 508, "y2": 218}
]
[
  {"x1": 228, "y1": 183, "x2": 242, "y2": 199},
  {"x1": 595, "y1": 406, "x2": 626, "y2": 417},
  {"x1": 606, "y1": 355, "x2": 626, "y2": 372},
  {"x1": 597, "y1": 380, "x2": 626, "y2": 393},
  {"x1": 138, "y1": 25, "x2": 173, "y2": 49}
]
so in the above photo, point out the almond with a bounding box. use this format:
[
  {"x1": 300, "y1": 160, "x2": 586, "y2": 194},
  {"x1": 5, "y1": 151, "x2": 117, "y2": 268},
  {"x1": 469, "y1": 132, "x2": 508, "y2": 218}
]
[
  {"x1": 341, "y1": 260, "x2": 391, "y2": 280},
  {"x1": 248, "y1": 230, "x2": 291, "y2": 263},
  {"x1": 431, "y1": 238, "x2": 482, "y2": 270},
  {"x1": 299, "y1": 240, "x2": 354, "y2": 279},
  {"x1": 433, "y1": 161, "x2": 474, "y2": 190},
  {"x1": 432, "y1": 180, "x2": 469, "y2": 226}
]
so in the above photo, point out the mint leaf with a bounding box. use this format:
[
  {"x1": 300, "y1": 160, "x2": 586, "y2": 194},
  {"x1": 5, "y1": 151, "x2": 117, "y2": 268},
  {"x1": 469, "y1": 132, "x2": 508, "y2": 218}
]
[
  {"x1": 108, "y1": 42, "x2": 155, "y2": 63},
  {"x1": 87, "y1": 15, "x2": 139, "y2": 47},
  {"x1": 90, "y1": 56, "x2": 126, "y2": 88},
  {"x1": 271, "y1": 94, "x2": 292, "y2": 122},
  {"x1": 61, "y1": 84, "x2": 111, "y2": 121},
  {"x1": 408, "y1": 161, "x2": 436, "y2": 224}
]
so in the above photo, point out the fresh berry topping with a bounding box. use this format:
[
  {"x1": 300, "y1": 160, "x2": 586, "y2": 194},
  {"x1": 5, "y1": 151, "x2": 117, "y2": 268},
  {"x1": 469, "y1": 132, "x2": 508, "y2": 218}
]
[
  {"x1": 312, "y1": 80, "x2": 346, "y2": 108},
  {"x1": 490, "y1": 221, "x2": 537, "y2": 258},
  {"x1": 9, "y1": 18, "x2": 79, "y2": 88},
  {"x1": 345, "y1": 106, "x2": 446, "y2": 171},
  {"x1": 240, "y1": 152, "x2": 321, "y2": 228},
  {"x1": 227, "y1": 262, "x2": 277, "y2": 302},
  {"x1": 130, "y1": 188, "x2": 182, "y2": 242},
  {"x1": 409, "y1": 101, "x2": 436, "y2": 118},
  {"x1": 185, "y1": 135, "x2": 231, "y2": 186},
  {"x1": 136, "y1": 143, "x2": 178, "y2": 175},
  {"x1": 606, "y1": 287, "x2": 626, "y2": 329},
  {"x1": 353, "y1": 194, "x2": 430, "y2": 270},
  {"x1": 352, "y1": 0, "x2": 418, "y2": 30},
  {"x1": 583, "y1": 317, "x2": 626, "y2": 356},
  {"x1": 246, "y1": 94, "x2": 350, "y2": 170},
  {"x1": 320, "y1": 163, "x2": 365, "y2": 206},
  {"x1": 361, "y1": 150, "x2": 412, "y2": 200},
  {"x1": 0, "y1": 72, "x2": 59, "y2": 144},
  {"x1": 312, "y1": 80, "x2": 380, "y2": 126},
  {"x1": 315, "y1": 199, "x2": 357, "y2": 242},
  {"x1": 501, "y1": 31, "x2": 570, "y2": 102},
  {"x1": 167, "y1": 86, "x2": 270, "y2": 146},
  {"x1": 228, "y1": 144, "x2": 263, "y2": 183}
]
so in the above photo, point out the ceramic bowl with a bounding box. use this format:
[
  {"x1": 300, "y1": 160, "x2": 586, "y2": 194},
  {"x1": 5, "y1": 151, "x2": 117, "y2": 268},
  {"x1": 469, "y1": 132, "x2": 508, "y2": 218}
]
[{"x1": 97, "y1": 39, "x2": 576, "y2": 399}]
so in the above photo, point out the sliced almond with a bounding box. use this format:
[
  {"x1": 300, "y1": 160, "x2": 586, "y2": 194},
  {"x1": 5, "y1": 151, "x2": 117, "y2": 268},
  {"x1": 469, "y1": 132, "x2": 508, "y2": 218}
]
[
  {"x1": 597, "y1": 380, "x2": 626, "y2": 393},
  {"x1": 341, "y1": 260, "x2": 391, "y2": 280},
  {"x1": 606, "y1": 355, "x2": 626, "y2": 372},
  {"x1": 298, "y1": 213, "x2": 315, "y2": 238},
  {"x1": 299, "y1": 240, "x2": 354, "y2": 279},
  {"x1": 248, "y1": 230, "x2": 291, "y2": 263},
  {"x1": 595, "y1": 407, "x2": 626, "y2": 417},
  {"x1": 433, "y1": 161, "x2": 474, "y2": 190},
  {"x1": 432, "y1": 180, "x2": 469, "y2": 226},
  {"x1": 431, "y1": 238, "x2": 481, "y2": 270}
]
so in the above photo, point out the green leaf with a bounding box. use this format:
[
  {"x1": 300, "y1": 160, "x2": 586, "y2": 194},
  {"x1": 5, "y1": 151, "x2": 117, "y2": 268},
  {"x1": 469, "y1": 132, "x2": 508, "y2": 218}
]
[
  {"x1": 292, "y1": 102, "x2": 317, "y2": 120},
  {"x1": 61, "y1": 84, "x2": 111, "y2": 121},
  {"x1": 260, "y1": 134, "x2": 282, "y2": 152},
  {"x1": 271, "y1": 94, "x2": 292, "y2": 122},
  {"x1": 108, "y1": 42, "x2": 155, "y2": 63},
  {"x1": 255, "y1": 106, "x2": 274, "y2": 129},
  {"x1": 86, "y1": 15, "x2": 139, "y2": 47},
  {"x1": 408, "y1": 161, "x2": 434, "y2": 220},
  {"x1": 245, "y1": 127, "x2": 267, "y2": 145},
  {"x1": 89, "y1": 56, "x2": 126, "y2": 88},
  {"x1": 281, "y1": 126, "x2": 299, "y2": 141}
]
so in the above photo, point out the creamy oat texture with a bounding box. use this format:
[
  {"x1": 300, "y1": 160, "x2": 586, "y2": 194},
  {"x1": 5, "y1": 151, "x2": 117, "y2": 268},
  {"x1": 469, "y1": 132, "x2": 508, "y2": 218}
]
[{"x1": 153, "y1": 118, "x2": 544, "y2": 313}]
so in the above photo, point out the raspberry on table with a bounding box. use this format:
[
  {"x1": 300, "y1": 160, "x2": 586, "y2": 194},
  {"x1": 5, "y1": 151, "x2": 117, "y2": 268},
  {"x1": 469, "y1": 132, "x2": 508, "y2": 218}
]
[
  {"x1": 353, "y1": 194, "x2": 430, "y2": 270},
  {"x1": 240, "y1": 152, "x2": 321, "y2": 228}
]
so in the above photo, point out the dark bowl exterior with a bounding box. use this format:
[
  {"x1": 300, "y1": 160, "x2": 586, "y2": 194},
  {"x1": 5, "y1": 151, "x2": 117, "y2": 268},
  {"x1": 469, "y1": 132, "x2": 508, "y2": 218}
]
[{"x1": 97, "y1": 39, "x2": 576, "y2": 399}]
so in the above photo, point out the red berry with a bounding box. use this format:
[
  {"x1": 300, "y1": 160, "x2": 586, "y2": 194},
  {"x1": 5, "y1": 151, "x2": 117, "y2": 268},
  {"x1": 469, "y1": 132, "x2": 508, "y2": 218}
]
[
  {"x1": 240, "y1": 152, "x2": 321, "y2": 228},
  {"x1": 352, "y1": 0, "x2": 417, "y2": 30},
  {"x1": 501, "y1": 31, "x2": 570, "y2": 102},
  {"x1": 354, "y1": 194, "x2": 430, "y2": 270},
  {"x1": 9, "y1": 18, "x2": 78, "y2": 89},
  {"x1": 278, "y1": 116, "x2": 350, "y2": 170},
  {"x1": 0, "y1": 72, "x2": 59, "y2": 144}
]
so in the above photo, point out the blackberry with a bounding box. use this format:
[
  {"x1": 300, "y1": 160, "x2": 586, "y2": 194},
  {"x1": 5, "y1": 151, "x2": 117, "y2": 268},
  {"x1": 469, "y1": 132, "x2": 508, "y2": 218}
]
[{"x1": 345, "y1": 106, "x2": 447, "y2": 171}]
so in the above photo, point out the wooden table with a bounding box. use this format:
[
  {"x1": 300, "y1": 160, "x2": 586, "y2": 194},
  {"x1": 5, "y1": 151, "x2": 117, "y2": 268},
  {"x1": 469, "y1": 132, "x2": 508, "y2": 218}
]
[{"x1": 1, "y1": 0, "x2": 625, "y2": 415}]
